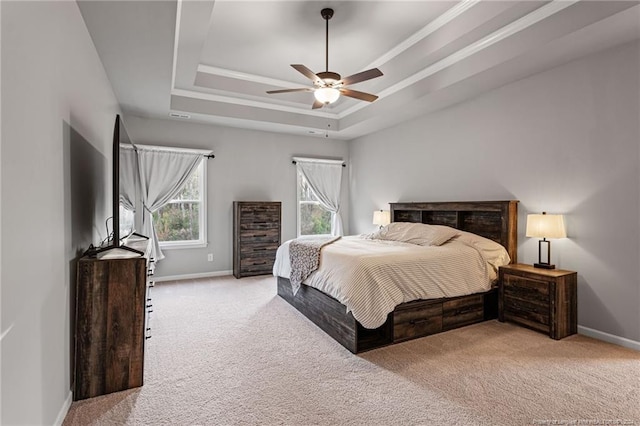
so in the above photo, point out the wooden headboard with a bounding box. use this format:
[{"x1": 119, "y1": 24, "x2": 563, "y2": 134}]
[{"x1": 390, "y1": 200, "x2": 518, "y2": 263}]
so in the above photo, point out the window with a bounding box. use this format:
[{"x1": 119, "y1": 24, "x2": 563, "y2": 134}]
[
  {"x1": 152, "y1": 161, "x2": 206, "y2": 248},
  {"x1": 297, "y1": 171, "x2": 331, "y2": 236}
]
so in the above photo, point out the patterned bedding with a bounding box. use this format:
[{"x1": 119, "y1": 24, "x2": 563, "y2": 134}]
[
  {"x1": 288, "y1": 235, "x2": 340, "y2": 294},
  {"x1": 273, "y1": 233, "x2": 510, "y2": 329}
]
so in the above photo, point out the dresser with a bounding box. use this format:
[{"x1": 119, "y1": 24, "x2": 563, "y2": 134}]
[
  {"x1": 233, "y1": 201, "x2": 281, "y2": 278},
  {"x1": 73, "y1": 238, "x2": 153, "y2": 400},
  {"x1": 498, "y1": 263, "x2": 577, "y2": 340}
]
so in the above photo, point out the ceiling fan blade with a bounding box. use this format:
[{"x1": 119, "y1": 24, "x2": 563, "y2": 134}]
[
  {"x1": 266, "y1": 88, "x2": 313, "y2": 94},
  {"x1": 312, "y1": 100, "x2": 325, "y2": 109},
  {"x1": 341, "y1": 68, "x2": 383, "y2": 86},
  {"x1": 339, "y1": 88, "x2": 378, "y2": 102},
  {"x1": 292, "y1": 64, "x2": 322, "y2": 85}
]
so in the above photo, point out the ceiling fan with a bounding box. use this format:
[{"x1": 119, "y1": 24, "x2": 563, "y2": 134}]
[{"x1": 266, "y1": 8, "x2": 383, "y2": 109}]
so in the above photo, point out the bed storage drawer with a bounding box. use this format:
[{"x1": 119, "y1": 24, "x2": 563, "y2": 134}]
[
  {"x1": 393, "y1": 300, "x2": 442, "y2": 342},
  {"x1": 442, "y1": 294, "x2": 484, "y2": 330}
]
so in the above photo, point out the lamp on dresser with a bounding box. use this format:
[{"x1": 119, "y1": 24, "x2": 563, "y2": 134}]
[
  {"x1": 526, "y1": 212, "x2": 566, "y2": 269},
  {"x1": 372, "y1": 210, "x2": 390, "y2": 229}
]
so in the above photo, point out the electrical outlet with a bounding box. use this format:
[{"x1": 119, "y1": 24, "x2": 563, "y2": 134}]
[{"x1": 207, "y1": 253, "x2": 213, "y2": 262}]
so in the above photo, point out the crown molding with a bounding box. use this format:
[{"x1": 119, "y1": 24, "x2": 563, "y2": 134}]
[
  {"x1": 364, "y1": 0, "x2": 481, "y2": 70},
  {"x1": 338, "y1": 0, "x2": 580, "y2": 118},
  {"x1": 196, "y1": 64, "x2": 309, "y2": 90},
  {"x1": 171, "y1": 88, "x2": 338, "y2": 118}
]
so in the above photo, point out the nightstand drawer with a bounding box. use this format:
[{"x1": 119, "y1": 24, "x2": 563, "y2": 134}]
[
  {"x1": 502, "y1": 275, "x2": 549, "y2": 303},
  {"x1": 503, "y1": 295, "x2": 550, "y2": 332}
]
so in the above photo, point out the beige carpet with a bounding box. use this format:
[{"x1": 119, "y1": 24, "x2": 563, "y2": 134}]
[{"x1": 64, "y1": 275, "x2": 640, "y2": 426}]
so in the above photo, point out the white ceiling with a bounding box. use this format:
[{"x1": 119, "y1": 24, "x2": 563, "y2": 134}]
[{"x1": 78, "y1": 0, "x2": 640, "y2": 140}]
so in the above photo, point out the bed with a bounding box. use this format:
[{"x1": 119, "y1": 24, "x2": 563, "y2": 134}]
[{"x1": 275, "y1": 200, "x2": 518, "y2": 353}]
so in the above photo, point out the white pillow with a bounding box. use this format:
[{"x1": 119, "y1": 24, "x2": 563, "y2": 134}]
[
  {"x1": 453, "y1": 230, "x2": 511, "y2": 272},
  {"x1": 372, "y1": 222, "x2": 459, "y2": 246}
]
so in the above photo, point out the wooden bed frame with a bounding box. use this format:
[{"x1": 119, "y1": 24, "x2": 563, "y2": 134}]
[{"x1": 277, "y1": 200, "x2": 519, "y2": 353}]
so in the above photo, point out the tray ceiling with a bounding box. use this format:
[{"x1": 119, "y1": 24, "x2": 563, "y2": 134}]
[{"x1": 78, "y1": 1, "x2": 640, "y2": 139}]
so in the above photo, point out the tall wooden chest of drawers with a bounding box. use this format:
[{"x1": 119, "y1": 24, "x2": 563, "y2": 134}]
[{"x1": 233, "y1": 201, "x2": 281, "y2": 278}]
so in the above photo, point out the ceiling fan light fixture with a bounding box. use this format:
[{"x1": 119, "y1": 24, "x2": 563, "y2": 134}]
[
  {"x1": 266, "y1": 8, "x2": 382, "y2": 108},
  {"x1": 314, "y1": 87, "x2": 340, "y2": 104}
]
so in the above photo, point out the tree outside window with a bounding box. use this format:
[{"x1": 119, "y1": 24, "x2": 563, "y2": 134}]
[
  {"x1": 298, "y1": 172, "x2": 331, "y2": 236},
  {"x1": 152, "y1": 162, "x2": 206, "y2": 246}
]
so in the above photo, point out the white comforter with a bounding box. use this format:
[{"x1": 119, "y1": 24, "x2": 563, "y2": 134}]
[{"x1": 273, "y1": 235, "x2": 509, "y2": 329}]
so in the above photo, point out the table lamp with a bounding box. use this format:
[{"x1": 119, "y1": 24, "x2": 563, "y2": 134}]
[
  {"x1": 526, "y1": 212, "x2": 566, "y2": 269},
  {"x1": 372, "y1": 210, "x2": 390, "y2": 229}
]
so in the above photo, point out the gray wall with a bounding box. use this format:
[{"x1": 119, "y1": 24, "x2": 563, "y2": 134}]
[
  {"x1": 348, "y1": 41, "x2": 640, "y2": 343},
  {"x1": 123, "y1": 116, "x2": 350, "y2": 279},
  {"x1": 1, "y1": 2, "x2": 119, "y2": 424},
  {"x1": 1, "y1": 4, "x2": 635, "y2": 424}
]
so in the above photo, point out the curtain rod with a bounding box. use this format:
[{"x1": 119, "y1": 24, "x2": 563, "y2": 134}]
[
  {"x1": 132, "y1": 143, "x2": 214, "y2": 157},
  {"x1": 291, "y1": 158, "x2": 345, "y2": 167}
]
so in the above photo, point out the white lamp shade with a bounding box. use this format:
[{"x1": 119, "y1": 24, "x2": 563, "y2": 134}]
[
  {"x1": 372, "y1": 210, "x2": 391, "y2": 227},
  {"x1": 314, "y1": 87, "x2": 340, "y2": 104},
  {"x1": 526, "y1": 213, "x2": 566, "y2": 239}
]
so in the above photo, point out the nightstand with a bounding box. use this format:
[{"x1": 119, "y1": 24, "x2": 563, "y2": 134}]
[{"x1": 498, "y1": 263, "x2": 577, "y2": 340}]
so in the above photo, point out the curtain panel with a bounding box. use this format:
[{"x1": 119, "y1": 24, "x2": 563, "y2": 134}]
[
  {"x1": 119, "y1": 143, "x2": 138, "y2": 212},
  {"x1": 295, "y1": 158, "x2": 344, "y2": 236},
  {"x1": 136, "y1": 145, "x2": 207, "y2": 261}
]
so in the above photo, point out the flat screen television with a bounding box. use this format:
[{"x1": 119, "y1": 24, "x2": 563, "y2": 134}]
[
  {"x1": 102, "y1": 114, "x2": 144, "y2": 255},
  {"x1": 112, "y1": 114, "x2": 133, "y2": 244}
]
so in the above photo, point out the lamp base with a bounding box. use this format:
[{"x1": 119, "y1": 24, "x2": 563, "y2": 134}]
[{"x1": 534, "y1": 262, "x2": 556, "y2": 270}]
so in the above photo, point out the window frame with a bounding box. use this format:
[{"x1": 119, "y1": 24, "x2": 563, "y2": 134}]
[
  {"x1": 156, "y1": 160, "x2": 207, "y2": 249},
  {"x1": 296, "y1": 171, "x2": 332, "y2": 237}
]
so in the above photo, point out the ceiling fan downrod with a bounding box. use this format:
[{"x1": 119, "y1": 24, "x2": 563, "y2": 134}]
[
  {"x1": 321, "y1": 8, "x2": 333, "y2": 73},
  {"x1": 318, "y1": 8, "x2": 340, "y2": 83}
]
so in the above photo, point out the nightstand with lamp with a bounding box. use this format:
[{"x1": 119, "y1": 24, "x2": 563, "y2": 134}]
[{"x1": 498, "y1": 211, "x2": 577, "y2": 339}]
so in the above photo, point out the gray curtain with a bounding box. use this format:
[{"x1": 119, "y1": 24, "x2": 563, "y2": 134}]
[{"x1": 136, "y1": 146, "x2": 204, "y2": 261}]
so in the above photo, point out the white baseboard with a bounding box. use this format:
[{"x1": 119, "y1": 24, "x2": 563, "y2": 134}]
[
  {"x1": 54, "y1": 391, "x2": 73, "y2": 426},
  {"x1": 154, "y1": 270, "x2": 234, "y2": 282},
  {"x1": 578, "y1": 325, "x2": 640, "y2": 351}
]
